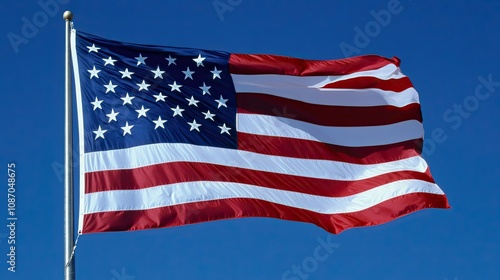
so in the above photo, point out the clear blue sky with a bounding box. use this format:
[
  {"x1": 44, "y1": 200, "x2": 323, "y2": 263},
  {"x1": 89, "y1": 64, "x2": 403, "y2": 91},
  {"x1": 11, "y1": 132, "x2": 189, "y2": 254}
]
[{"x1": 1, "y1": 1, "x2": 499, "y2": 279}]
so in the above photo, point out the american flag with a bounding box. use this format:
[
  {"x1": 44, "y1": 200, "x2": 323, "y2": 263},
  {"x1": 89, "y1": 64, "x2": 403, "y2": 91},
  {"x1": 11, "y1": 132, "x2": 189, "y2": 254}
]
[{"x1": 71, "y1": 30, "x2": 449, "y2": 234}]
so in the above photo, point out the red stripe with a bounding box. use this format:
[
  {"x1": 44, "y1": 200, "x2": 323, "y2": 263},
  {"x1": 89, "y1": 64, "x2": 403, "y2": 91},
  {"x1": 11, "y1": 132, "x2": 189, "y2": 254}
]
[
  {"x1": 237, "y1": 93, "x2": 422, "y2": 127},
  {"x1": 81, "y1": 192, "x2": 450, "y2": 234},
  {"x1": 321, "y1": 76, "x2": 413, "y2": 92},
  {"x1": 86, "y1": 159, "x2": 434, "y2": 195},
  {"x1": 238, "y1": 132, "x2": 423, "y2": 163},
  {"x1": 229, "y1": 54, "x2": 400, "y2": 76}
]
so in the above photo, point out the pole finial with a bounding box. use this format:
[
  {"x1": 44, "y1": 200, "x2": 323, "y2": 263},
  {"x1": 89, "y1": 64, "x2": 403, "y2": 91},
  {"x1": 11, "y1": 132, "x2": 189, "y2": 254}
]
[{"x1": 63, "y1": 11, "x2": 73, "y2": 21}]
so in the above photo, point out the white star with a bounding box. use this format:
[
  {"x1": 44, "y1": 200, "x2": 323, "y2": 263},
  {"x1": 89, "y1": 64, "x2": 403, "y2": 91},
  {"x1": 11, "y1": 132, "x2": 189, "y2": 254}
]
[
  {"x1": 165, "y1": 55, "x2": 177, "y2": 65},
  {"x1": 171, "y1": 105, "x2": 185, "y2": 117},
  {"x1": 121, "y1": 93, "x2": 135, "y2": 105},
  {"x1": 193, "y1": 54, "x2": 205, "y2": 67},
  {"x1": 106, "y1": 108, "x2": 119, "y2": 123},
  {"x1": 182, "y1": 67, "x2": 195, "y2": 80},
  {"x1": 153, "y1": 92, "x2": 167, "y2": 102},
  {"x1": 202, "y1": 110, "x2": 216, "y2": 121},
  {"x1": 153, "y1": 116, "x2": 167, "y2": 129},
  {"x1": 87, "y1": 44, "x2": 100, "y2": 53},
  {"x1": 187, "y1": 119, "x2": 202, "y2": 132},
  {"x1": 90, "y1": 97, "x2": 103, "y2": 110},
  {"x1": 135, "y1": 105, "x2": 150, "y2": 118},
  {"x1": 93, "y1": 126, "x2": 107, "y2": 140},
  {"x1": 169, "y1": 81, "x2": 182, "y2": 92},
  {"x1": 135, "y1": 53, "x2": 147, "y2": 66},
  {"x1": 102, "y1": 56, "x2": 117, "y2": 66},
  {"x1": 151, "y1": 66, "x2": 165, "y2": 79},
  {"x1": 218, "y1": 123, "x2": 232, "y2": 135},
  {"x1": 137, "y1": 80, "x2": 151, "y2": 91},
  {"x1": 87, "y1": 66, "x2": 101, "y2": 79},
  {"x1": 215, "y1": 95, "x2": 228, "y2": 108},
  {"x1": 121, "y1": 121, "x2": 134, "y2": 136},
  {"x1": 186, "y1": 96, "x2": 200, "y2": 107},
  {"x1": 104, "y1": 81, "x2": 117, "y2": 93},
  {"x1": 210, "y1": 66, "x2": 222, "y2": 79},
  {"x1": 119, "y1": 68, "x2": 134, "y2": 79},
  {"x1": 199, "y1": 83, "x2": 211, "y2": 95}
]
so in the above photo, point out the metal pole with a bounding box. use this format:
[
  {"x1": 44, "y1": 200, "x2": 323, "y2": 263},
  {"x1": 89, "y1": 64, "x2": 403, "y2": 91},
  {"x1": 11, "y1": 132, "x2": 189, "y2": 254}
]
[{"x1": 63, "y1": 10, "x2": 75, "y2": 280}]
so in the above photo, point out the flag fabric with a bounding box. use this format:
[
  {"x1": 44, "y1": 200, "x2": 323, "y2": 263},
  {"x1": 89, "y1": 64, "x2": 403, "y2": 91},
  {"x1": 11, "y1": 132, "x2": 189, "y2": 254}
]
[{"x1": 71, "y1": 29, "x2": 449, "y2": 234}]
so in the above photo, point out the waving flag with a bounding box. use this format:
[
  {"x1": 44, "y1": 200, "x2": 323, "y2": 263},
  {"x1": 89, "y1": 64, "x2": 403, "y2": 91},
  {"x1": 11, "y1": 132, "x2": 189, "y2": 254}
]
[{"x1": 71, "y1": 29, "x2": 449, "y2": 234}]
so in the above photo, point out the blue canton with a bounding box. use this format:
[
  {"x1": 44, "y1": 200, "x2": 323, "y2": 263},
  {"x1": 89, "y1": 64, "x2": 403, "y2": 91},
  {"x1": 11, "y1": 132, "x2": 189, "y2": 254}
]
[{"x1": 75, "y1": 31, "x2": 237, "y2": 153}]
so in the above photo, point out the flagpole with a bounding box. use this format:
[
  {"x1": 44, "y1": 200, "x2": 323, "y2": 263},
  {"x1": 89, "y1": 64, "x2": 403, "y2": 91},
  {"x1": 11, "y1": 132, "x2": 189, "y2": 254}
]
[{"x1": 63, "y1": 10, "x2": 75, "y2": 280}]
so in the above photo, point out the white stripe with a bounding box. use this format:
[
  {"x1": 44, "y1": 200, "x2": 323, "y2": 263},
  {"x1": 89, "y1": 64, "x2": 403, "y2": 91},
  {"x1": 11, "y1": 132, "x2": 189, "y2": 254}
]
[
  {"x1": 235, "y1": 64, "x2": 403, "y2": 87},
  {"x1": 83, "y1": 179, "x2": 444, "y2": 214},
  {"x1": 84, "y1": 142, "x2": 428, "y2": 180},
  {"x1": 237, "y1": 114, "x2": 423, "y2": 147},
  {"x1": 309, "y1": 64, "x2": 405, "y2": 86},
  {"x1": 308, "y1": 64, "x2": 406, "y2": 87},
  {"x1": 232, "y1": 74, "x2": 419, "y2": 108}
]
